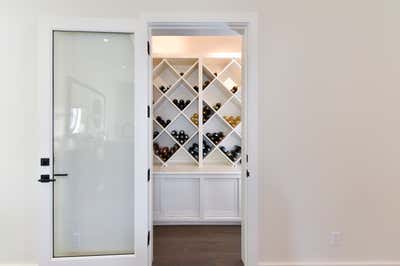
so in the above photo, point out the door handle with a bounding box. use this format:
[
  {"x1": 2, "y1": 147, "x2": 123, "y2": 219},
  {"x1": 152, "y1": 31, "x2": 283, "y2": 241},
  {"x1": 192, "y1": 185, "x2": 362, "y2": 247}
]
[
  {"x1": 54, "y1": 173, "x2": 68, "y2": 177},
  {"x1": 38, "y1": 174, "x2": 56, "y2": 183}
]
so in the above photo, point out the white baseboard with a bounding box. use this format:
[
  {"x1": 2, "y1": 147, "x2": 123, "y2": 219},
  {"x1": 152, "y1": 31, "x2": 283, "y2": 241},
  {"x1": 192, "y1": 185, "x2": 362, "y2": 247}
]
[
  {"x1": 0, "y1": 264, "x2": 37, "y2": 266},
  {"x1": 258, "y1": 262, "x2": 400, "y2": 266},
  {"x1": 2, "y1": 262, "x2": 399, "y2": 266}
]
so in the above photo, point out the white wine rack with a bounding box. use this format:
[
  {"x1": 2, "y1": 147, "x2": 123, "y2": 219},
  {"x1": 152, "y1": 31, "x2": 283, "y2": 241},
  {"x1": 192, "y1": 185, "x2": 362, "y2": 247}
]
[{"x1": 152, "y1": 57, "x2": 242, "y2": 168}]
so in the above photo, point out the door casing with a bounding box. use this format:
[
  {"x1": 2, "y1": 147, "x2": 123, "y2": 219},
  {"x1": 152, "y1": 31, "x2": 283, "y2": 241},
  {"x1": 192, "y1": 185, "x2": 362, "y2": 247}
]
[{"x1": 143, "y1": 13, "x2": 259, "y2": 266}]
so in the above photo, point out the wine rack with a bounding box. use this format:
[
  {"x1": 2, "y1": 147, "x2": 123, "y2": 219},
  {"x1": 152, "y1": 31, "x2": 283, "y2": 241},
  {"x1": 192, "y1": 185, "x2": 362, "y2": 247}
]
[{"x1": 152, "y1": 57, "x2": 242, "y2": 168}]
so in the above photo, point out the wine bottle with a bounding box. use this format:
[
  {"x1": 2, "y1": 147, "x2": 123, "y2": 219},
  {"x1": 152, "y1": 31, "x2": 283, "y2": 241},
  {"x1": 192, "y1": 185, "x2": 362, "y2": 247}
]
[
  {"x1": 156, "y1": 116, "x2": 167, "y2": 128},
  {"x1": 202, "y1": 105, "x2": 213, "y2": 122},
  {"x1": 213, "y1": 102, "x2": 221, "y2": 111},
  {"x1": 187, "y1": 142, "x2": 199, "y2": 161},
  {"x1": 203, "y1": 80, "x2": 210, "y2": 89},
  {"x1": 191, "y1": 113, "x2": 199, "y2": 126}
]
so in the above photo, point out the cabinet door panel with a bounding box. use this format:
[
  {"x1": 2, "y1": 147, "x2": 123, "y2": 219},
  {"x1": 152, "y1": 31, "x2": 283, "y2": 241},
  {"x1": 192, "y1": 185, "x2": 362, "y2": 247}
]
[
  {"x1": 162, "y1": 178, "x2": 200, "y2": 217},
  {"x1": 204, "y1": 178, "x2": 239, "y2": 218}
]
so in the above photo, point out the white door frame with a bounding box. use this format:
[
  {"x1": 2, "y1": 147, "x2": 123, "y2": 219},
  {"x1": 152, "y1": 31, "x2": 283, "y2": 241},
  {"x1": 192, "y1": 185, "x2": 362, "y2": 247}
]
[
  {"x1": 143, "y1": 13, "x2": 259, "y2": 266},
  {"x1": 37, "y1": 17, "x2": 149, "y2": 266}
]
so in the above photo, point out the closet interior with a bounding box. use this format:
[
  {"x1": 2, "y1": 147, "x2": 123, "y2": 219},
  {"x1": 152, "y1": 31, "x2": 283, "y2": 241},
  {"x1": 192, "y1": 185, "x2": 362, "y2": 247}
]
[{"x1": 151, "y1": 34, "x2": 243, "y2": 225}]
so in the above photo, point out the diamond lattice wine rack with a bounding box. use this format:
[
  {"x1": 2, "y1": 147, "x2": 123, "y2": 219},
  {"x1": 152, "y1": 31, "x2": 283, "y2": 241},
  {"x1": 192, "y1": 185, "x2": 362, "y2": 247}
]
[{"x1": 152, "y1": 57, "x2": 242, "y2": 168}]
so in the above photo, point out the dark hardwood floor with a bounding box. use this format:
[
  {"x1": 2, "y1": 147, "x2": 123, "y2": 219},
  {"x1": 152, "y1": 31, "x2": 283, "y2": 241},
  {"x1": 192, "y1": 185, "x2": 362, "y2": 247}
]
[{"x1": 153, "y1": 225, "x2": 243, "y2": 266}]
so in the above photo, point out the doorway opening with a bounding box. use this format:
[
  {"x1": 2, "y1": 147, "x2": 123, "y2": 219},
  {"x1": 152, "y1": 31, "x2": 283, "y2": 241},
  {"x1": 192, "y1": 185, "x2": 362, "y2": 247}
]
[{"x1": 149, "y1": 25, "x2": 247, "y2": 266}]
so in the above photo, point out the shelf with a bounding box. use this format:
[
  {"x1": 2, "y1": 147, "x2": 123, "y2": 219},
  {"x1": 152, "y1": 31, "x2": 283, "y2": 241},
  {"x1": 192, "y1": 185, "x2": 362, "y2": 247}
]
[
  {"x1": 218, "y1": 60, "x2": 241, "y2": 89},
  {"x1": 167, "y1": 115, "x2": 197, "y2": 145},
  {"x1": 153, "y1": 85, "x2": 163, "y2": 104},
  {"x1": 218, "y1": 97, "x2": 241, "y2": 121},
  {"x1": 203, "y1": 58, "x2": 231, "y2": 77},
  {"x1": 166, "y1": 58, "x2": 197, "y2": 76},
  {"x1": 184, "y1": 133, "x2": 199, "y2": 162},
  {"x1": 153, "y1": 131, "x2": 179, "y2": 163},
  {"x1": 235, "y1": 123, "x2": 241, "y2": 137},
  {"x1": 153, "y1": 120, "x2": 163, "y2": 140},
  {"x1": 153, "y1": 155, "x2": 164, "y2": 166},
  {"x1": 203, "y1": 79, "x2": 232, "y2": 110},
  {"x1": 154, "y1": 96, "x2": 179, "y2": 127},
  {"x1": 183, "y1": 98, "x2": 199, "y2": 127},
  {"x1": 203, "y1": 115, "x2": 231, "y2": 137},
  {"x1": 166, "y1": 79, "x2": 197, "y2": 106},
  {"x1": 202, "y1": 135, "x2": 216, "y2": 159},
  {"x1": 203, "y1": 149, "x2": 231, "y2": 166},
  {"x1": 233, "y1": 86, "x2": 241, "y2": 100},
  {"x1": 183, "y1": 62, "x2": 200, "y2": 89},
  {"x1": 167, "y1": 148, "x2": 198, "y2": 166},
  {"x1": 155, "y1": 130, "x2": 177, "y2": 147},
  {"x1": 220, "y1": 130, "x2": 241, "y2": 149},
  {"x1": 202, "y1": 65, "x2": 216, "y2": 90},
  {"x1": 219, "y1": 131, "x2": 241, "y2": 164},
  {"x1": 202, "y1": 101, "x2": 215, "y2": 124},
  {"x1": 153, "y1": 60, "x2": 180, "y2": 89},
  {"x1": 152, "y1": 56, "x2": 242, "y2": 170}
]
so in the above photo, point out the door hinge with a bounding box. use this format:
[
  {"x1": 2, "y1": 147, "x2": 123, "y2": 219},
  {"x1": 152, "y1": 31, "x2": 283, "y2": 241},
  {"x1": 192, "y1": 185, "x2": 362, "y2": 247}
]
[
  {"x1": 246, "y1": 154, "x2": 249, "y2": 163},
  {"x1": 147, "y1": 168, "x2": 151, "y2": 182},
  {"x1": 247, "y1": 170, "x2": 250, "y2": 178},
  {"x1": 147, "y1": 231, "x2": 151, "y2": 246},
  {"x1": 147, "y1": 105, "x2": 150, "y2": 118},
  {"x1": 147, "y1": 41, "x2": 151, "y2": 56}
]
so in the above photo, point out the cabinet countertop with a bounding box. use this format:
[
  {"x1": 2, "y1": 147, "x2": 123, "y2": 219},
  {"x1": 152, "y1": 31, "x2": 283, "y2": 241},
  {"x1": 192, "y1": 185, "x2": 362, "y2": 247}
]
[{"x1": 153, "y1": 164, "x2": 241, "y2": 175}]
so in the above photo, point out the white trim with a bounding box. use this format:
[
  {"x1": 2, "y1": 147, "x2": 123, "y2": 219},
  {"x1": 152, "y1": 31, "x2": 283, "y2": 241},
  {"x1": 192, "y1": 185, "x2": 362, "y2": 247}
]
[
  {"x1": 0, "y1": 265, "x2": 38, "y2": 266},
  {"x1": 143, "y1": 12, "x2": 259, "y2": 266},
  {"x1": 3, "y1": 261, "x2": 399, "y2": 266},
  {"x1": 258, "y1": 262, "x2": 400, "y2": 266}
]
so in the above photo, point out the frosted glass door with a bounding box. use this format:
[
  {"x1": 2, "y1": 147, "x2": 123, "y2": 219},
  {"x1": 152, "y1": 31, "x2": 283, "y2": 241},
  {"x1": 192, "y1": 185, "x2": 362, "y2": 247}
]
[{"x1": 53, "y1": 31, "x2": 135, "y2": 257}]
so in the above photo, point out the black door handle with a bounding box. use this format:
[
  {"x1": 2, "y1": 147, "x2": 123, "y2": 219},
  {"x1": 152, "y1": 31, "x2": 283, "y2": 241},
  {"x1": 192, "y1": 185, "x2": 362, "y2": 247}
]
[
  {"x1": 54, "y1": 173, "x2": 68, "y2": 177},
  {"x1": 38, "y1": 174, "x2": 56, "y2": 183}
]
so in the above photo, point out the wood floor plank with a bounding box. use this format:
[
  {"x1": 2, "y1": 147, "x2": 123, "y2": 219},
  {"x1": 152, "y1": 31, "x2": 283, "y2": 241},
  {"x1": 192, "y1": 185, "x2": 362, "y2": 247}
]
[{"x1": 153, "y1": 225, "x2": 243, "y2": 266}]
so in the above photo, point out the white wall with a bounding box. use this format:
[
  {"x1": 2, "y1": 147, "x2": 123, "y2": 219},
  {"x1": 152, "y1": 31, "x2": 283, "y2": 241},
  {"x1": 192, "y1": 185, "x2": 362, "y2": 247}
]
[
  {"x1": 1, "y1": 0, "x2": 400, "y2": 265},
  {"x1": 260, "y1": 0, "x2": 400, "y2": 264}
]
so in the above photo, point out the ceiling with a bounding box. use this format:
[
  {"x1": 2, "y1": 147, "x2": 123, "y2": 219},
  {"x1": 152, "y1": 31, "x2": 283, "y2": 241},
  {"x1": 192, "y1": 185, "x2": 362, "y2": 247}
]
[{"x1": 152, "y1": 36, "x2": 242, "y2": 58}]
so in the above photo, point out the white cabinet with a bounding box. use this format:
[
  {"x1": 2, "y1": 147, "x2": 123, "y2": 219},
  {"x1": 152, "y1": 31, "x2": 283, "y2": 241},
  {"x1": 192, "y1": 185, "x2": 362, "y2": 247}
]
[{"x1": 153, "y1": 171, "x2": 241, "y2": 225}]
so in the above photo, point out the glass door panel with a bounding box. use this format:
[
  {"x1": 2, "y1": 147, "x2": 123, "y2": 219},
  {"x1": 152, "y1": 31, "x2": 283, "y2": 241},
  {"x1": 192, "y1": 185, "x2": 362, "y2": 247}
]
[{"x1": 53, "y1": 31, "x2": 135, "y2": 257}]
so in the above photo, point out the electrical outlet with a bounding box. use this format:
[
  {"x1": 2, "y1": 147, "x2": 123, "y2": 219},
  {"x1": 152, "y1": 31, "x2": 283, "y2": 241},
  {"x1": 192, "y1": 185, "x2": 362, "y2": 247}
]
[
  {"x1": 72, "y1": 232, "x2": 81, "y2": 249},
  {"x1": 330, "y1": 231, "x2": 342, "y2": 246}
]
